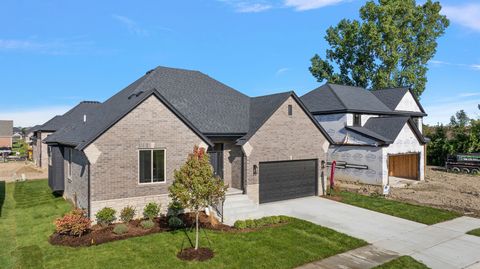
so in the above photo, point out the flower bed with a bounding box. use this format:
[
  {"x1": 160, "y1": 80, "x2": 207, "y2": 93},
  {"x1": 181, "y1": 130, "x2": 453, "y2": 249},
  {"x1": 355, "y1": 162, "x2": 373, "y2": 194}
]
[{"x1": 49, "y1": 212, "x2": 234, "y2": 247}]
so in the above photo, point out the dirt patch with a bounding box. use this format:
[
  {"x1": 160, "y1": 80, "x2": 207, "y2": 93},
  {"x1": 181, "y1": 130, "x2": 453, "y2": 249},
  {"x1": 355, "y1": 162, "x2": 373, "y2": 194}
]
[
  {"x1": 0, "y1": 162, "x2": 47, "y2": 182},
  {"x1": 177, "y1": 247, "x2": 214, "y2": 261},
  {"x1": 336, "y1": 166, "x2": 480, "y2": 217}
]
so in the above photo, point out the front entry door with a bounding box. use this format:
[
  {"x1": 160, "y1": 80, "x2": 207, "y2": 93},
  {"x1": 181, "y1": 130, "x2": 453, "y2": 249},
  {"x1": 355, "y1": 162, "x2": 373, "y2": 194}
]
[{"x1": 208, "y1": 143, "x2": 224, "y2": 179}]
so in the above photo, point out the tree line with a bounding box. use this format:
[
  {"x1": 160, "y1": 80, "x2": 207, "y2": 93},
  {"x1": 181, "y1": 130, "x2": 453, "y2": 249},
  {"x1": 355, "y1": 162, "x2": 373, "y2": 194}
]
[{"x1": 425, "y1": 108, "x2": 480, "y2": 166}]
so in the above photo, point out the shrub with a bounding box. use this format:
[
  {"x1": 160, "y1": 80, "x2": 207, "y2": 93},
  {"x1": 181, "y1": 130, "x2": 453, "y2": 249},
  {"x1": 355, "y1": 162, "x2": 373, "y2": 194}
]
[
  {"x1": 120, "y1": 206, "x2": 136, "y2": 223},
  {"x1": 95, "y1": 207, "x2": 117, "y2": 227},
  {"x1": 113, "y1": 223, "x2": 129, "y2": 235},
  {"x1": 168, "y1": 216, "x2": 184, "y2": 229},
  {"x1": 167, "y1": 201, "x2": 183, "y2": 217},
  {"x1": 54, "y1": 209, "x2": 91, "y2": 237},
  {"x1": 233, "y1": 220, "x2": 247, "y2": 229},
  {"x1": 254, "y1": 218, "x2": 267, "y2": 227},
  {"x1": 143, "y1": 202, "x2": 160, "y2": 220},
  {"x1": 279, "y1": 215, "x2": 290, "y2": 223},
  {"x1": 245, "y1": 219, "x2": 256, "y2": 228},
  {"x1": 271, "y1": 216, "x2": 281, "y2": 224},
  {"x1": 140, "y1": 219, "x2": 155, "y2": 229}
]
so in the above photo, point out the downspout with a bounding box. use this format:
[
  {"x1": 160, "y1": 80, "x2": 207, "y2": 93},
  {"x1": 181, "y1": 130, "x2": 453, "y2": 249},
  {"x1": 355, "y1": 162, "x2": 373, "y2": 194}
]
[
  {"x1": 241, "y1": 151, "x2": 246, "y2": 194},
  {"x1": 87, "y1": 161, "x2": 91, "y2": 219}
]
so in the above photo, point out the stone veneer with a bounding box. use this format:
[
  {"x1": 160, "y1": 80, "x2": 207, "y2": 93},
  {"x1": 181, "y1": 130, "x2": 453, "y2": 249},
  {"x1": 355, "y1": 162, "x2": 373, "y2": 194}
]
[{"x1": 245, "y1": 96, "x2": 329, "y2": 203}]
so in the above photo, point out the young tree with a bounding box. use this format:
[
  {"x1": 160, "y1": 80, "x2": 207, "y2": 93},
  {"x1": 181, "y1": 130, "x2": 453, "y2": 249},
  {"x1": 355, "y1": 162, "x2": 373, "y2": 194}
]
[
  {"x1": 169, "y1": 146, "x2": 227, "y2": 250},
  {"x1": 310, "y1": 0, "x2": 449, "y2": 98}
]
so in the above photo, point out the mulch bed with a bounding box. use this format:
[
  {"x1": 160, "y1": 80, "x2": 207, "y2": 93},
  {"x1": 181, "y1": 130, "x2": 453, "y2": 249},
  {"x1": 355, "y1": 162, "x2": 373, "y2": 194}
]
[
  {"x1": 177, "y1": 247, "x2": 214, "y2": 261},
  {"x1": 49, "y1": 212, "x2": 233, "y2": 248}
]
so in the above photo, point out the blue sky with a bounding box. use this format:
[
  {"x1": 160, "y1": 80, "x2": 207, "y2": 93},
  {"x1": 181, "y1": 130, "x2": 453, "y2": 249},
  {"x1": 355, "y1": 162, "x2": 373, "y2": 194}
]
[{"x1": 0, "y1": 0, "x2": 479, "y2": 126}]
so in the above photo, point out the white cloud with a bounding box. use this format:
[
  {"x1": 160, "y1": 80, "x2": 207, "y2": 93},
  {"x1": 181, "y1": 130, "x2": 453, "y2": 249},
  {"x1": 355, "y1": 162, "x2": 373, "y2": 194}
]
[
  {"x1": 284, "y1": 0, "x2": 346, "y2": 11},
  {"x1": 442, "y1": 4, "x2": 480, "y2": 32},
  {"x1": 423, "y1": 92, "x2": 480, "y2": 125},
  {"x1": 0, "y1": 37, "x2": 94, "y2": 55},
  {"x1": 275, "y1": 67, "x2": 289, "y2": 75},
  {"x1": 218, "y1": 1, "x2": 273, "y2": 13},
  {"x1": 0, "y1": 106, "x2": 71, "y2": 127},
  {"x1": 429, "y1": 59, "x2": 480, "y2": 71},
  {"x1": 459, "y1": 92, "x2": 480, "y2": 97},
  {"x1": 112, "y1": 14, "x2": 149, "y2": 36},
  {"x1": 237, "y1": 3, "x2": 272, "y2": 12}
]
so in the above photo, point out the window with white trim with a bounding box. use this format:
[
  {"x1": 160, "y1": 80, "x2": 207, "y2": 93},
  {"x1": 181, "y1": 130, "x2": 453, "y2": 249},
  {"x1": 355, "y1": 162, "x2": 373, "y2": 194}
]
[
  {"x1": 139, "y1": 149, "x2": 165, "y2": 183},
  {"x1": 66, "y1": 148, "x2": 72, "y2": 178}
]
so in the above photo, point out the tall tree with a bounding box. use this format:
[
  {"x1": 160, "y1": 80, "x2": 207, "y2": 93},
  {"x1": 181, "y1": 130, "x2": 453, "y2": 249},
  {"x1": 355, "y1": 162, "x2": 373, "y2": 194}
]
[{"x1": 310, "y1": 0, "x2": 449, "y2": 98}]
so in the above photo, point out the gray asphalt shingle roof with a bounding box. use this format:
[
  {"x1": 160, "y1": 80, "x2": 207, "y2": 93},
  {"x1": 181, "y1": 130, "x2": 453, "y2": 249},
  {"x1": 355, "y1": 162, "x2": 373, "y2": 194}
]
[
  {"x1": 301, "y1": 84, "x2": 392, "y2": 114},
  {"x1": 301, "y1": 83, "x2": 426, "y2": 116},
  {"x1": 46, "y1": 66, "x2": 333, "y2": 149},
  {"x1": 372, "y1": 88, "x2": 426, "y2": 114},
  {"x1": 346, "y1": 116, "x2": 426, "y2": 145},
  {"x1": 371, "y1": 88, "x2": 409, "y2": 110},
  {"x1": 0, "y1": 120, "x2": 13, "y2": 137}
]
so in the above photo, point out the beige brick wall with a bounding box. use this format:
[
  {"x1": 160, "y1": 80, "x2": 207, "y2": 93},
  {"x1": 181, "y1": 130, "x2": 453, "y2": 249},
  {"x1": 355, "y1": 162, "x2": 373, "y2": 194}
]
[
  {"x1": 63, "y1": 148, "x2": 89, "y2": 210},
  {"x1": 88, "y1": 95, "x2": 205, "y2": 215},
  {"x1": 245, "y1": 96, "x2": 329, "y2": 203},
  {"x1": 33, "y1": 131, "x2": 52, "y2": 168}
]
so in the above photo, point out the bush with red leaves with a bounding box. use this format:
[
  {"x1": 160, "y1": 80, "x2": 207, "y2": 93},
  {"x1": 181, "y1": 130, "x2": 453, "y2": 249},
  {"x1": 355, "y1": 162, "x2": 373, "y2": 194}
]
[{"x1": 54, "y1": 209, "x2": 91, "y2": 237}]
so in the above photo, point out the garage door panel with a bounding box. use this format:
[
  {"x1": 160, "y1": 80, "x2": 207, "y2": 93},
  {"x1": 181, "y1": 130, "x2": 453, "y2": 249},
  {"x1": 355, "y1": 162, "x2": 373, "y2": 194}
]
[
  {"x1": 259, "y1": 159, "x2": 317, "y2": 203},
  {"x1": 388, "y1": 153, "x2": 419, "y2": 180}
]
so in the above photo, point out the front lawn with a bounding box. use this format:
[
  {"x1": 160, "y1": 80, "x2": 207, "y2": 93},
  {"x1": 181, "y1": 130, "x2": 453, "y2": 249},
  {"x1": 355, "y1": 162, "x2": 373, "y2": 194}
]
[
  {"x1": 0, "y1": 180, "x2": 367, "y2": 269},
  {"x1": 373, "y1": 256, "x2": 429, "y2": 269},
  {"x1": 331, "y1": 191, "x2": 460, "y2": 225},
  {"x1": 467, "y1": 228, "x2": 480, "y2": 237}
]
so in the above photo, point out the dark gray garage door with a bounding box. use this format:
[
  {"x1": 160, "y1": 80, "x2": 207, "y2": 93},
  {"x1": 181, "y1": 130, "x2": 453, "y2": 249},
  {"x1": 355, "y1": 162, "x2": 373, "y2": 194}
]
[{"x1": 259, "y1": 159, "x2": 317, "y2": 204}]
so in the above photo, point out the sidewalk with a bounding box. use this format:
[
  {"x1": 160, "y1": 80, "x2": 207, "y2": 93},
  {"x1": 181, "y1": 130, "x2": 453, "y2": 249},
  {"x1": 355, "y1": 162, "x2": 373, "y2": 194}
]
[{"x1": 249, "y1": 197, "x2": 480, "y2": 269}]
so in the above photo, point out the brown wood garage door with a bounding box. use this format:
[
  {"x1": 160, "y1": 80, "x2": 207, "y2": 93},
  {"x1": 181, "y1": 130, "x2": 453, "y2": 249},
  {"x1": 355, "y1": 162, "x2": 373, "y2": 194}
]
[{"x1": 388, "y1": 153, "x2": 419, "y2": 180}]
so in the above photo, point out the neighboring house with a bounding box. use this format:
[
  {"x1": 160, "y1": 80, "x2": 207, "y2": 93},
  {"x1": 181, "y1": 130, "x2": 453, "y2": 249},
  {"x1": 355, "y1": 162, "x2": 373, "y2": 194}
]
[
  {"x1": 12, "y1": 132, "x2": 23, "y2": 142},
  {"x1": 44, "y1": 66, "x2": 332, "y2": 220},
  {"x1": 301, "y1": 84, "x2": 427, "y2": 187},
  {"x1": 0, "y1": 120, "x2": 13, "y2": 149},
  {"x1": 32, "y1": 102, "x2": 101, "y2": 169},
  {"x1": 26, "y1": 125, "x2": 41, "y2": 145}
]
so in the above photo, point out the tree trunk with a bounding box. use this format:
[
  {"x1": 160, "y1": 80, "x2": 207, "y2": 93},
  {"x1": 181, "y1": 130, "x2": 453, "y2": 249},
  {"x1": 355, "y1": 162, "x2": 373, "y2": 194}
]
[{"x1": 195, "y1": 210, "x2": 199, "y2": 250}]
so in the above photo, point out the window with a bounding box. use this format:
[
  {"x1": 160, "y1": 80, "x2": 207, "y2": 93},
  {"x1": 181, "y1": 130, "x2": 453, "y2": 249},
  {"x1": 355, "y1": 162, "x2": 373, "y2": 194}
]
[
  {"x1": 139, "y1": 149, "x2": 165, "y2": 183},
  {"x1": 353, "y1": 114, "x2": 361, "y2": 126},
  {"x1": 66, "y1": 148, "x2": 72, "y2": 178},
  {"x1": 48, "y1": 146, "x2": 52, "y2": 166},
  {"x1": 288, "y1": 104, "x2": 293, "y2": 116}
]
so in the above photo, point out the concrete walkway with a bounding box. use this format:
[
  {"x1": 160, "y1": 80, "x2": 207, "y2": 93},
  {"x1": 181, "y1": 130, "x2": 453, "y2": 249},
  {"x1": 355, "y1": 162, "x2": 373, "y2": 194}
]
[
  {"x1": 299, "y1": 245, "x2": 399, "y2": 269},
  {"x1": 233, "y1": 197, "x2": 480, "y2": 269}
]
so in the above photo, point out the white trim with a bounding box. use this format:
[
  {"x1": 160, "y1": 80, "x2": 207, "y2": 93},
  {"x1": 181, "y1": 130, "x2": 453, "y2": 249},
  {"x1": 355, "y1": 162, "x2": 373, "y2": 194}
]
[
  {"x1": 67, "y1": 148, "x2": 72, "y2": 179},
  {"x1": 137, "y1": 148, "x2": 166, "y2": 185}
]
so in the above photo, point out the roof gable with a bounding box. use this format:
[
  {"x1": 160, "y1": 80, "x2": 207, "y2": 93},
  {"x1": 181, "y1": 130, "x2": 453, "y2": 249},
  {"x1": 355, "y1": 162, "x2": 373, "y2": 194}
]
[{"x1": 239, "y1": 92, "x2": 334, "y2": 144}]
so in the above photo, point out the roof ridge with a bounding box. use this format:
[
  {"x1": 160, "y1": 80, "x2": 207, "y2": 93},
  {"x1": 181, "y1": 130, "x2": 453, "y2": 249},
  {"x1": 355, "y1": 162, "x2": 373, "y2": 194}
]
[
  {"x1": 326, "y1": 84, "x2": 348, "y2": 110},
  {"x1": 251, "y1": 91, "x2": 293, "y2": 99}
]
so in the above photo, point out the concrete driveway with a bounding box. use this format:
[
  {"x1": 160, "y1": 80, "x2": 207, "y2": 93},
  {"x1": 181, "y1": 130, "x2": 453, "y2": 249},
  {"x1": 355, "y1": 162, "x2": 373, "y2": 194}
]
[{"x1": 244, "y1": 197, "x2": 480, "y2": 269}]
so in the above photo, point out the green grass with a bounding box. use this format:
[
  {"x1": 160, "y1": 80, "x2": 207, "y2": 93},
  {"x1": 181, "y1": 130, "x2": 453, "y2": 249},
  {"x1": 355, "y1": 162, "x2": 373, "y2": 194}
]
[
  {"x1": 334, "y1": 191, "x2": 461, "y2": 225},
  {"x1": 373, "y1": 256, "x2": 430, "y2": 269},
  {"x1": 467, "y1": 228, "x2": 480, "y2": 237},
  {"x1": 0, "y1": 180, "x2": 367, "y2": 269}
]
